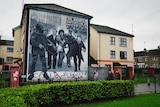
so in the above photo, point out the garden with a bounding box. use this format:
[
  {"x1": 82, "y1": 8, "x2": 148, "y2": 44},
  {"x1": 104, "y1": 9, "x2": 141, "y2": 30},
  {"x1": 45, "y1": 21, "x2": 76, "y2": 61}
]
[
  {"x1": 0, "y1": 80, "x2": 134, "y2": 107},
  {"x1": 1, "y1": 68, "x2": 160, "y2": 107}
]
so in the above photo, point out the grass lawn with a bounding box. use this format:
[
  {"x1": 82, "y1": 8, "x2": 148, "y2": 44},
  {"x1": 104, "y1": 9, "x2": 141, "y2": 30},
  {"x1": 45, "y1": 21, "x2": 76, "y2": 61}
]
[
  {"x1": 71, "y1": 93, "x2": 160, "y2": 107},
  {"x1": 134, "y1": 76, "x2": 155, "y2": 84},
  {"x1": 134, "y1": 73, "x2": 160, "y2": 84}
]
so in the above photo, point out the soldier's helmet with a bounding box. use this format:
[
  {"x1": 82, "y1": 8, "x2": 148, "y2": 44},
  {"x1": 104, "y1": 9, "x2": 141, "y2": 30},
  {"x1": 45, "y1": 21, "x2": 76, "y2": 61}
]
[{"x1": 36, "y1": 23, "x2": 44, "y2": 32}]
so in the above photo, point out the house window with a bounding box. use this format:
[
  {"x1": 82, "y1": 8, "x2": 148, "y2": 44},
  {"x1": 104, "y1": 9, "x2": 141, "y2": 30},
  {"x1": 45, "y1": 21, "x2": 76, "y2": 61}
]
[
  {"x1": 110, "y1": 37, "x2": 115, "y2": 45},
  {"x1": 120, "y1": 51, "x2": 127, "y2": 59},
  {"x1": 120, "y1": 38, "x2": 127, "y2": 47},
  {"x1": 145, "y1": 57, "x2": 148, "y2": 61},
  {"x1": 6, "y1": 57, "x2": 13, "y2": 62},
  {"x1": 110, "y1": 50, "x2": 115, "y2": 59},
  {"x1": 153, "y1": 64, "x2": 159, "y2": 68},
  {"x1": 145, "y1": 64, "x2": 148, "y2": 68},
  {"x1": 7, "y1": 47, "x2": 13, "y2": 52},
  {"x1": 152, "y1": 56, "x2": 158, "y2": 61},
  {"x1": 138, "y1": 57, "x2": 142, "y2": 62}
]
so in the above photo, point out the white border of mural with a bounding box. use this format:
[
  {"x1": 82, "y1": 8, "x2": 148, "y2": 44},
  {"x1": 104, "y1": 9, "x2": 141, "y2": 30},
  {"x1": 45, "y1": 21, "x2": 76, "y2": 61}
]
[{"x1": 26, "y1": 9, "x2": 88, "y2": 81}]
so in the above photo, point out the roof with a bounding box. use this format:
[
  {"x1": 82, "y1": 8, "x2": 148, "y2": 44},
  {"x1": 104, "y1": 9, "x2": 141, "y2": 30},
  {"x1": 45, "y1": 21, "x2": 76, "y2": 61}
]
[
  {"x1": 12, "y1": 25, "x2": 21, "y2": 37},
  {"x1": 0, "y1": 40, "x2": 14, "y2": 46},
  {"x1": 22, "y1": 4, "x2": 93, "y2": 22},
  {"x1": 91, "y1": 24, "x2": 134, "y2": 37},
  {"x1": 134, "y1": 49, "x2": 160, "y2": 57},
  {"x1": 12, "y1": 25, "x2": 21, "y2": 31}
]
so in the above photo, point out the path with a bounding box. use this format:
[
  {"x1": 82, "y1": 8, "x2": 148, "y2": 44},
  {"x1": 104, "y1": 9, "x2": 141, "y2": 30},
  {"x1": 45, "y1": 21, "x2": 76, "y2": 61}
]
[{"x1": 134, "y1": 83, "x2": 160, "y2": 94}]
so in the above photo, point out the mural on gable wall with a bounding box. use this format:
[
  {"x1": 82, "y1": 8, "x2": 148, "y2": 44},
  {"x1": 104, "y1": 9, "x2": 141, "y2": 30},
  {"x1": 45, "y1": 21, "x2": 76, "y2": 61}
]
[{"x1": 26, "y1": 9, "x2": 89, "y2": 82}]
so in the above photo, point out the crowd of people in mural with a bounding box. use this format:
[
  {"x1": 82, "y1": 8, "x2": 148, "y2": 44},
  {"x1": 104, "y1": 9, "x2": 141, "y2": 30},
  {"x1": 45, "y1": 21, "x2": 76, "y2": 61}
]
[{"x1": 28, "y1": 23, "x2": 86, "y2": 80}]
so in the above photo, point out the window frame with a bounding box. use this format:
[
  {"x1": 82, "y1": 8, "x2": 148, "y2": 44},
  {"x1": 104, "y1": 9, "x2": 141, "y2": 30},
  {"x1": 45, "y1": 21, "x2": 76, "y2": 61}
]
[
  {"x1": 6, "y1": 56, "x2": 13, "y2": 62},
  {"x1": 110, "y1": 37, "x2": 115, "y2": 45},
  {"x1": 110, "y1": 50, "x2": 116, "y2": 59},
  {"x1": 120, "y1": 51, "x2": 127, "y2": 59},
  {"x1": 7, "y1": 47, "x2": 14, "y2": 52},
  {"x1": 120, "y1": 38, "x2": 127, "y2": 47}
]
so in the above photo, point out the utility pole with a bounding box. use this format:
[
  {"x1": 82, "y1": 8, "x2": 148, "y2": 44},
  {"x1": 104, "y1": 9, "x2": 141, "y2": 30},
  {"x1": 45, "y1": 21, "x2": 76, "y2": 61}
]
[
  {"x1": 0, "y1": 30, "x2": 2, "y2": 40},
  {"x1": 131, "y1": 24, "x2": 134, "y2": 35}
]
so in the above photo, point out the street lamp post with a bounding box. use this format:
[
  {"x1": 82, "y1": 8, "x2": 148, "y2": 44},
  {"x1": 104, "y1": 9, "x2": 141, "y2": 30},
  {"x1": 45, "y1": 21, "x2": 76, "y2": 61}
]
[
  {"x1": 144, "y1": 49, "x2": 150, "y2": 86},
  {"x1": 145, "y1": 49, "x2": 157, "y2": 93},
  {"x1": 2, "y1": 50, "x2": 4, "y2": 71}
]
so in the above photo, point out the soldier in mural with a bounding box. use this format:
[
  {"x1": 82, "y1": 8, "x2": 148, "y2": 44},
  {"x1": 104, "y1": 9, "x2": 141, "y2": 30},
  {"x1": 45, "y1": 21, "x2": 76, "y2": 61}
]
[
  {"x1": 46, "y1": 28, "x2": 57, "y2": 69},
  {"x1": 28, "y1": 23, "x2": 49, "y2": 80}
]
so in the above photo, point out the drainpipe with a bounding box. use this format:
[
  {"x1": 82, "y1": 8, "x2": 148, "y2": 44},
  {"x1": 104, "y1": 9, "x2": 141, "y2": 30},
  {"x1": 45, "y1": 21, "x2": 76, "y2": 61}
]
[{"x1": 99, "y1": 33, "x2": 101, "y2": 67}]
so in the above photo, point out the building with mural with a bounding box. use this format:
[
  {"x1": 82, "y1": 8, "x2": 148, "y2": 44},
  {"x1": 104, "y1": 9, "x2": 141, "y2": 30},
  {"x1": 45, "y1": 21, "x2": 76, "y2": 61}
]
[
  {"x1": 0, "y1": 38, "x2": 14, "y2": 71},
  {"x1": 13, "y1": 4, "x2": 135, "y2": 81},
  {"x1": 12, "y1": 4, "x2": 92, "y2": 82},
  {"x1": 90, "y1": 24, "x2": 134, "y2": 79}
]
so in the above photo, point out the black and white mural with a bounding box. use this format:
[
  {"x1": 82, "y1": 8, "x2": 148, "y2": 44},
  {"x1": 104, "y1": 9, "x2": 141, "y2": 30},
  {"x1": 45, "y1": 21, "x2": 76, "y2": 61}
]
[{"x1": 26, "y1": 9, "x2": 88, "y2": 81}]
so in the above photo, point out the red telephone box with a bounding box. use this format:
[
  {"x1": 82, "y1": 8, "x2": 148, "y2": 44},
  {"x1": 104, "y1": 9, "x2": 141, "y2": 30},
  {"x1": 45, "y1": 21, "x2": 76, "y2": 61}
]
[
  {"x1": 10, "y1": 66, "x2": 20, "y2": 88},
  {"x1": 149, "y1": 67, "x2": 155, "y2": 77}
]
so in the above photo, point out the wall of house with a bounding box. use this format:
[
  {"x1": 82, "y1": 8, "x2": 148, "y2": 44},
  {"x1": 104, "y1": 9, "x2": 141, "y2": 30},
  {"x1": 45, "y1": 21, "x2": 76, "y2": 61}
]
[
  {"x1": 90, "y1": 26, "x2": 99, "y2": 61},
  {"x1": 135, "y1": 54, "x2": 160, "y2": 68},
  {"x1": 13, "y1": 27, "x2": 22, "y2": 60},
  {"x1": 98, "y1": 33, "x2": 133, "y2": 66},
  {"x1": 99, "y1": 33, "x2": 134, "y2": 62},
  {"x1": 0, "y1": 46, "x2": 13, "y2": 61},
  {"x1": 90, "y1": 28, "x2": 134, "y2": 79},
  {"x1": 0, "y1": 45, "x2": 14, "y2": 70}
]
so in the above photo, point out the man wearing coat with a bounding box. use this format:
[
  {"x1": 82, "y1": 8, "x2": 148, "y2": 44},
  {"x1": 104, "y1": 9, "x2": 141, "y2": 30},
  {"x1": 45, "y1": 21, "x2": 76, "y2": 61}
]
[
  {"x1": 46, "y1": 29, "x2": 57, "y2": 69},
  {"x1": 64, "y1": 29, "x2": 86, "y2": 71}
]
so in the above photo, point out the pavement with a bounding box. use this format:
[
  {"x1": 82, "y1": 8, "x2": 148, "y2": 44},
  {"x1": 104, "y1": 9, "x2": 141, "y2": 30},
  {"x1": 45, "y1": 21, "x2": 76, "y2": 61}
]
[{"x1": 134, "y1": 83, "x2": 160, "y2": 94}]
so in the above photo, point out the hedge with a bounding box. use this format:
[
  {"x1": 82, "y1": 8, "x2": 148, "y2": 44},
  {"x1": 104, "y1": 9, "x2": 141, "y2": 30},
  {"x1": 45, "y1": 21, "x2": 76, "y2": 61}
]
[{"x1": 0, "y1": 80, "x2": 134, "y2": 107}]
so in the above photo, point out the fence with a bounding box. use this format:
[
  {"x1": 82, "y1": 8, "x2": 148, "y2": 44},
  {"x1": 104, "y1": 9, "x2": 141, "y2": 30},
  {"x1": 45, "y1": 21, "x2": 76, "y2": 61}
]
[{"x1": 0, "y1": 71, "x2": 10, "y2": 88}]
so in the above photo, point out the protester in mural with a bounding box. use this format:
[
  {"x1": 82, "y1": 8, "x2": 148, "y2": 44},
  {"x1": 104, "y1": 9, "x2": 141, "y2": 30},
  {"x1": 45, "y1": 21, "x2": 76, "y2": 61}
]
[
  {"x1": 28, "y1": 23, "x2": 49, "y2": 80},
  {"x1": 56, "y1": 29, "x2": 66, "y2": 68},
  {"x1": 64, "y1": 28, "x2": 76, "y2": 68},
  {"x1": 64, "y1": 28, "x2": 86, "y2": 71},
  {"x1": 46, "y1": 28, "x2": 57, "y2": 69},
  {"x1": 75, "y1": 33, "x2": 86, "y2": 71}
]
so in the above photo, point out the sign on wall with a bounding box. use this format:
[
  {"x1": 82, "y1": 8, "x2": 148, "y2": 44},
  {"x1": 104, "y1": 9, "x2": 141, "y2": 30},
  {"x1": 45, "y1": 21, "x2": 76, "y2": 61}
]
[{"x1": 26, "y1": 9, "x2": 89, "y2": 81}]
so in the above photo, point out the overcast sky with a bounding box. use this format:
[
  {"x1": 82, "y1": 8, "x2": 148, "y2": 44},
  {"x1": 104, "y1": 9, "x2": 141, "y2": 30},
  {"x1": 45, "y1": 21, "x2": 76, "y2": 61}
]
[{"x1": 0, "y1": 0, "x2": 160, "y2": 51}]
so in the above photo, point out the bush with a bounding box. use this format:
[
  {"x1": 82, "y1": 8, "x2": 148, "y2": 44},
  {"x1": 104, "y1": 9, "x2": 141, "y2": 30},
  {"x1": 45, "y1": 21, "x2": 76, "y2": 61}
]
[
  {"x1": 99, "y1": 80, "x2": 134, "y2": 98},
  {"x1": 0, "y1": 80, "x2": 134, "y2": 107}
]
